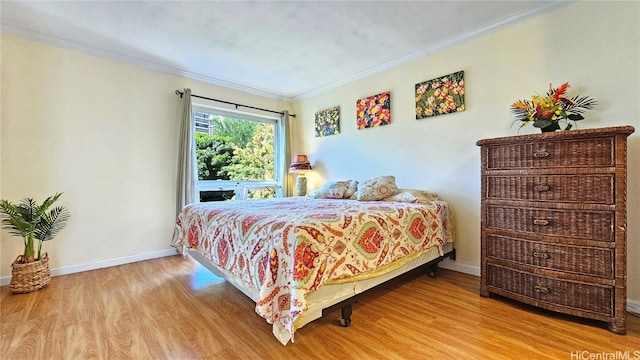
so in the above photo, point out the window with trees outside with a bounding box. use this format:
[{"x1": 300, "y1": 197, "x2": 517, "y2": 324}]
[{"x1": 193, "y1": 105, "x2": 283, "y2": 202}]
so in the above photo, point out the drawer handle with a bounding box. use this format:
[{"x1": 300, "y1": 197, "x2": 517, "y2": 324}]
[
  {"x1": 533, "y1": 219, "x2": 549, "y2": 226},
  {"x1": 533, "y1": 185, "x2": 550, "y2": 192},
  {"x1": 532, "y1": 251, "x2": 550, "y2": 259},
  {"x1": 533, "y1": 151, "x2": 550, "y2": 158},
  {"x1": 534, "y1": 285, "x2": 551, "y2": 294}
]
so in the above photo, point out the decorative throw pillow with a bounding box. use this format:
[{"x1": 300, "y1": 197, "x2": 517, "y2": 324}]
[
  {"x1": 343, "y1": 180, "x2": 358, "y2": 199},
  {"x1": 356, "y1": 176, "x2": 399, "y2": 201},
  {"x1": 311, "y1": 181, "x2": 350, "y2": 199}
]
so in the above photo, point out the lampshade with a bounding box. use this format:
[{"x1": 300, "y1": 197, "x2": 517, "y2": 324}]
[{"x1": 289, "y1": 154, "x2": 312, "y2": 173}]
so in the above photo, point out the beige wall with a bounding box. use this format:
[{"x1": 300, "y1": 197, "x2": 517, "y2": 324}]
[
  {"x1": 291, "y1": 1, "x2": 640, "y2": 304},
  {"x1": 0, "y1": 34, "x2": 290, "y2": 279}
]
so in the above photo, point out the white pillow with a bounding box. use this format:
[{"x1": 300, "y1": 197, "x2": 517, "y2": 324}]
[
  {"x1": 396, "y1": 189, "x2": 439, "y2": 202},
  {"x1": 383, "y1": 191, "x2": 418, "y2": 203}
]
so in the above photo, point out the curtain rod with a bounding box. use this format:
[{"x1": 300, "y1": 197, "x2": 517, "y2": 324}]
[{"x1": 175, "y1": 90, "x2": 295, "y2": 118}]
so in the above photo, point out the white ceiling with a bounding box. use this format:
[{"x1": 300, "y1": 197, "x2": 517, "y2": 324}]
[{"x1": 1, "y1": 1, "x2": 569, "y2": 100}]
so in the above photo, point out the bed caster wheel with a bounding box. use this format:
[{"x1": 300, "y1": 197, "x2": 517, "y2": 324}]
[
  {"x1": 340, "y1": 317, "x2": 352, "y2": 327},
  {"x1": 340, "y1": 304, "x2": 352, "y2": 327},
  {"x1": 427, "y1": 264, "x2": 438, "y2": 278}
]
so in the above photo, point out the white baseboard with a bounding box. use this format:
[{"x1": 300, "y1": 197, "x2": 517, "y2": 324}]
[
  {"x1": 437, "y1": 259, "x2": 640, "y2": 314},
  {"x1": 439, "y1": 258, "x2": 481, "y2": 276},
  {"x1": 0, "y1": 248, "x2": 178, "y2": 287},
  {"x1": 628, "y1": 299, "x2": 640, "y2": 316}
]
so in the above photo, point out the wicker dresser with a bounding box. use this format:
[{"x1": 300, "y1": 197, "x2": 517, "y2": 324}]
[{"x1": 477, "y1": 126, "x2": 635, "y2": 334}]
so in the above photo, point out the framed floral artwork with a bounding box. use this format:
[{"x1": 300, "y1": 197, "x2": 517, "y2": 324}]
[
  {"x1": 415, "y1": 70, "x2": 465, "y2": 119},
  {"x1": 315, "y1": 106, "x2": 340, "y2": 137},
  {"x1": 356, "y1": 91, "x2": 391, "y2": 130}
]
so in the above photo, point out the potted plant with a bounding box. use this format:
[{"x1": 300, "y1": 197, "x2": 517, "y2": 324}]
[
  {"x1": 511, "y1": 82, "x2": 598, "y2": 132},
  {"x1": 0, "y1": 192, "x2": 70, "y2": 293}
]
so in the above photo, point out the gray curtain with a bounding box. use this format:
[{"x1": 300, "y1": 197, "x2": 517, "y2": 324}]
[
  {"x1": 176, "y1": 88, "x2": 198, "y2": 217},
  {"x1": 279, "y1": 110, "x2": 292, "y2": 197}
]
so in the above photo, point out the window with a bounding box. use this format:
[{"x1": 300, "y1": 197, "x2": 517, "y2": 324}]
[{"x1": 193, "y1": 105, "x2": 283, "y2": 201}]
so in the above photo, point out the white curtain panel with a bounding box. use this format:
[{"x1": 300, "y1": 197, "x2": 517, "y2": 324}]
[
  {"x1": 176, "y1": 88, "x2": 198, "y2": 217},
  {"x1": 279, "y1": 110, "x2": 292, "y2": 197}
]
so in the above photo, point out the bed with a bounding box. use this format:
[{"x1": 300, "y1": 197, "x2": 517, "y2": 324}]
[{"x1": 171, "y1": 195, "x2": 455, "y2": 345}]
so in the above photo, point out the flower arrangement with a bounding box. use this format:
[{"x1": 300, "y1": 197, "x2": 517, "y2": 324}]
[{"x1": 511, "y1": 82, "x2": 597, "y2": 132}]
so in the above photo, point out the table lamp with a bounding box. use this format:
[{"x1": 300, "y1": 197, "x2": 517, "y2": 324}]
[{"x1": 289, "y1": 155, "x2": 312, "y2": 196}]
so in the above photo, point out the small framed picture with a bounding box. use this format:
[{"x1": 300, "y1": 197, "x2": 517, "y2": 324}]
[
  {"x1": 415, "y1": 70, "x2": 465, "y2": 119},
  {"x1": 315, "y1": 106, "x2": 340, "y2": 137},
  {"x1": 356, "y1": 91, "x2": 391, "y2": 129}
]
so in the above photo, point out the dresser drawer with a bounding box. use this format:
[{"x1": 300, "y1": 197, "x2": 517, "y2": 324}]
[
  {"x1": 486, "y1": 264, "x2": 613, "y2": 316},
  {"x1": 478, "y1": 126, "x2": 634, "y2": 334},
  {"x1": 486, "y1": 235, "x2": 614, "y2": 278},
  {"x1": 486, "y1": 138, "x2": 614, "y2": 170},
  {"x1": 486, "y1": 205, "x2": 614, "y2": 242},
  {"x1": 486, "y1": 175, "x2": 614, "y2": 204}
]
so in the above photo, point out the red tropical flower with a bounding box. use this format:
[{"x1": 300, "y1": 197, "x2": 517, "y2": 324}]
[{"x1": 552, "y1": 82, "x2": 569, "y2": 102}]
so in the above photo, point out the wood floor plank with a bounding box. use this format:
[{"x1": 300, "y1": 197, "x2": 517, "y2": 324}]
[
  {"x1": 58, "y1": 320, "x2": 108, "y2": 360},
  {"x1": 140, "y1": 311, "x2": 202, "y2": 360},
  {"x1": 1, "y1": 316, "x2": 54, "y2": 360},
  {"x1": 105, "y1": 328, "x2": 153, "y2": 360},
  {"x1": 1, "y1": 255, "x2": 638, "y2": 359}
]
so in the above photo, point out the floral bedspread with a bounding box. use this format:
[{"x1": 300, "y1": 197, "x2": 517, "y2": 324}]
[{"x1": 171, "y1": 197, "x2": 453, "y2": 343}]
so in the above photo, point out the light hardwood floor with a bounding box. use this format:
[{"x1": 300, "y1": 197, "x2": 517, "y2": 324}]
[{"x1": 1, "y1": 255, "x2": 638, "y2": 359}]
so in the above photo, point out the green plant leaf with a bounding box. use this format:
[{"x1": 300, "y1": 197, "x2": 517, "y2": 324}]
[
  {"x1": 533, "y1": 119, "x2": 553, "y2": 128},
  {"x1": 567, "y1": 114, "x2": 584, "y2": 121},
  {"x1": 0, "y1": 200, "x2": 31, "y2": 237},
  {"x1": 35, "y1": 206, "x2": 71, "y2": 241},
  {"x1": 0, "y1": 193, "x2": 69, "y2": 261}
]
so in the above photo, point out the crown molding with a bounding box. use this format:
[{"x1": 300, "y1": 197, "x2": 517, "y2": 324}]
[
  {"x1": 292, "y1": 1, "x2": 572, "y2": 101},
  {"x1": 2, "y1": 0, "x2": 570, "y2": 103},
  {"x1": 1, "y1": 23, "x2": 291, "y2": 102}
]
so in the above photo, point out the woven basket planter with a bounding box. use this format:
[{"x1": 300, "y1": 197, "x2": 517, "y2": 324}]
[{"x1": 9, "y1": 253, "x2": 51, "y2": 293}]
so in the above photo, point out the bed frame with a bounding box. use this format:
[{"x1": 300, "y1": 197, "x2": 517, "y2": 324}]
[
  {"x1": 325, "y1": 247, "x2": 456, "y2": 327},
  {"x1": 189, "y1": 246, "x2": 456, "y2": 329}
]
